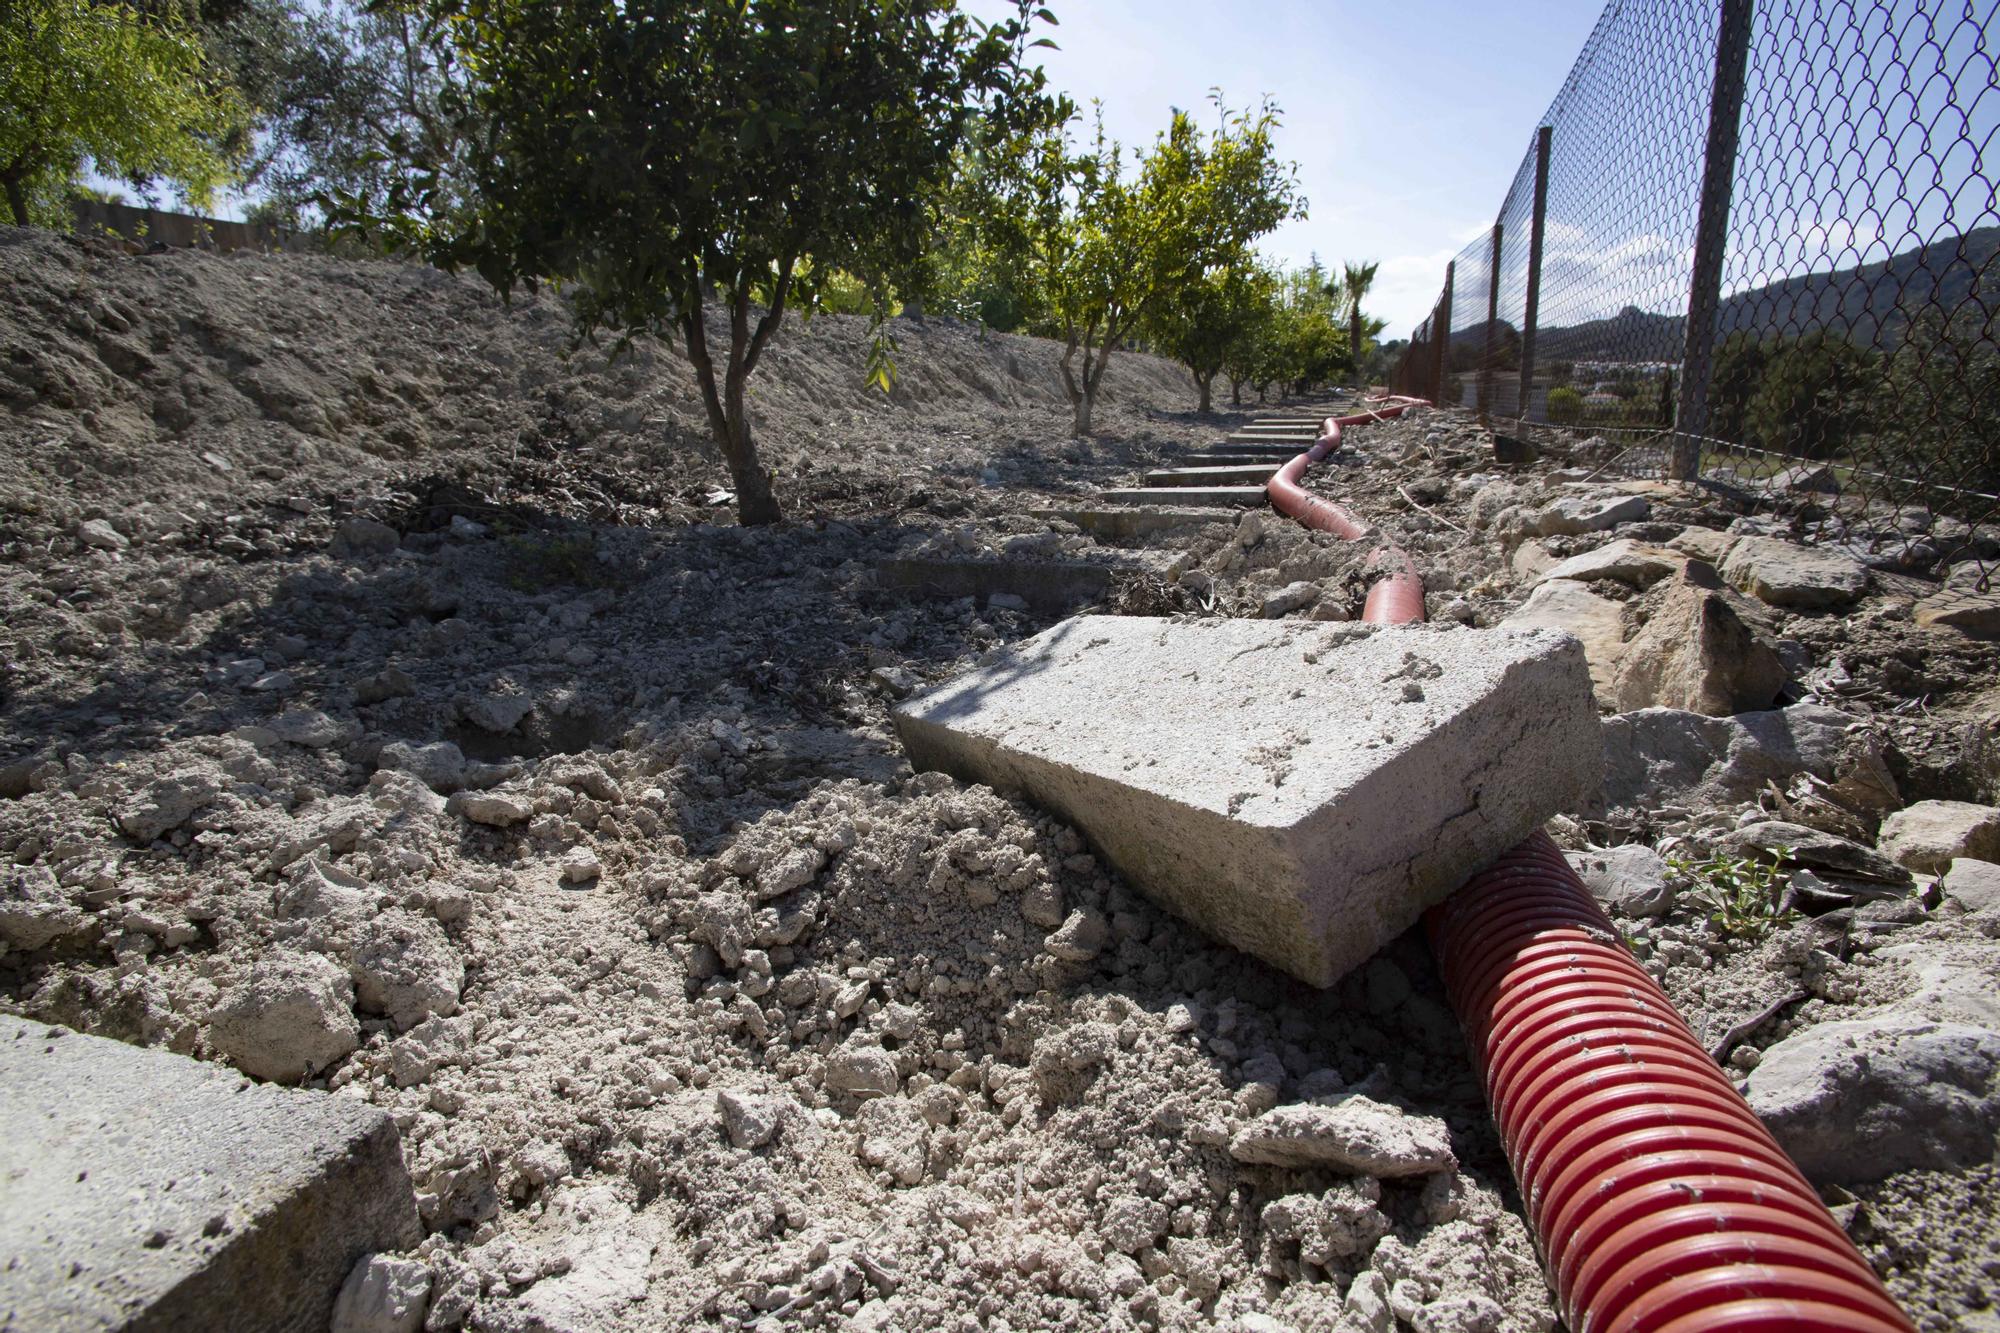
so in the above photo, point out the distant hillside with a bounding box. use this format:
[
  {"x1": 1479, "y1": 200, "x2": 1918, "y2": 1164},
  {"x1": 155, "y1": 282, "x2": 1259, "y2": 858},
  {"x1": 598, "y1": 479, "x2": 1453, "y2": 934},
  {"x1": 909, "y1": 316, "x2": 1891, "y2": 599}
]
[{"x1": 1456, "y1": 224, "x2": 1997, "y2": 363}]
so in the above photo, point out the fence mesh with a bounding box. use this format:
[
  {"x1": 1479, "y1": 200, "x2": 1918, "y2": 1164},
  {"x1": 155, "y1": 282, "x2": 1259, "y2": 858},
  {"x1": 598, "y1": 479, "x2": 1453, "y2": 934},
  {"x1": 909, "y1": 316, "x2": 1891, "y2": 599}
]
[{"x1": 1391, "y1": 0, "x2": 1999, "y2": 577}]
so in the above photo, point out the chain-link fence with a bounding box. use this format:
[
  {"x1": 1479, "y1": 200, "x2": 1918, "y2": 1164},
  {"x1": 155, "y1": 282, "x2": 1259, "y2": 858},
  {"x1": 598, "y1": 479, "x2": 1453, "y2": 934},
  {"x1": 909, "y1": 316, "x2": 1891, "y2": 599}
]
[{"x1": 1391, "y1": 0, "x2": 1999, "y2": 577}]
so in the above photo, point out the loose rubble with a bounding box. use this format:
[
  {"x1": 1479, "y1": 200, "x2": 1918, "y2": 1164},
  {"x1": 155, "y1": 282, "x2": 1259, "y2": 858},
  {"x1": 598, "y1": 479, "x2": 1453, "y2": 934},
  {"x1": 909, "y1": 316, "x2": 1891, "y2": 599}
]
[{"x1": 3, "y1": 231, "x2": 1999, "y2": 1331}]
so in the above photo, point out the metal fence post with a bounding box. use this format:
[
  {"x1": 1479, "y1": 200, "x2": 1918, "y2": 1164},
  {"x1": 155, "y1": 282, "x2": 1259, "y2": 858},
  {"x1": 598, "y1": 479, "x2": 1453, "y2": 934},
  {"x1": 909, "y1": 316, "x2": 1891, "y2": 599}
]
[
  {"x1": 1517, "y1": 125, "x2": 1552, "y2": 423},
  {"x1": 1478, "y1": 222, "x2": 1504, "y2": 419},
  {"x1": 1433, "y1": 262, "x2": 1455, "y2": 407},
  {"x1": 1672, "y1": 0, "x2": 1754, "y2": 479}
]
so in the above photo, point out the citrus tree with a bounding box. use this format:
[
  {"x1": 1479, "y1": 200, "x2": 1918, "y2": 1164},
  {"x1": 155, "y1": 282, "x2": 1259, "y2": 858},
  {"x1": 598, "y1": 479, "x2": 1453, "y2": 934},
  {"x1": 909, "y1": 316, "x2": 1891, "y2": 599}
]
[
  {"x1": 1018, "y1": 97, "x2": 1300, "y2": 434},
  {"x1": 363, "y1": 0, "x2": 1054, "y2": 525},
  {"x1": 1149, "y1": 259, "x2": 1277, "y2": 412},
  {"x1": 0, "y1": 0, "x2": 244, "y2": 227}
]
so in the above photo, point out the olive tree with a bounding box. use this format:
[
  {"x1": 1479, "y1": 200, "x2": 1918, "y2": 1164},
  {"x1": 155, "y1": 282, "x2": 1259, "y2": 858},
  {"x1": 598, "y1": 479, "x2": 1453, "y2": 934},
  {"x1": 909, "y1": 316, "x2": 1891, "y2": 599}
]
[
  {"x1": 1149, "y1": 259, "x2": 1277, "y2": 413},
  {"x1": 365, "y1": 0, "x2": 1053, "y2": 525},
  {"x1": 1017, "y1": 98, "x2": 1299, "y2": 434},
  {"x1": 1, "y1": 0, "x2": 244, "y2": 227}
]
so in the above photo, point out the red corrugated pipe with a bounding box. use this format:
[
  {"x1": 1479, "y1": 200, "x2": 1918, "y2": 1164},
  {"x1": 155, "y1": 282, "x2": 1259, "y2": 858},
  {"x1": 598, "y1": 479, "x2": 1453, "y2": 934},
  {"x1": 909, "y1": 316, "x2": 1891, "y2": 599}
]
[{"x1": 1262, "y1": 398, "x2": 1912, "y2": 1332}]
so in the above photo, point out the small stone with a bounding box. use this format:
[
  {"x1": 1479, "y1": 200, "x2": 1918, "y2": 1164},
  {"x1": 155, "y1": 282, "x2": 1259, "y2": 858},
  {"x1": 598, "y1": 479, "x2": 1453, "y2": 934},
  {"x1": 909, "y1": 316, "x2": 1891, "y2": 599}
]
[
  {"x1": 77, "y1": 518, "x2": 129, "y2": 550},
  {"x1": 330, "y1": 1253, "x2": 431, "y2": 1333},
  {"x1": 1566, "y1": 843, "x2": 1673, "y2": 917},
  {"x1": 269, "y1": 708, "x2": 344, "y2": 749},
  {"x1": 870, "y1": 667, "x2": 921, "y2": 699},
  {"x1": 117, "y1": 772, "x2": 220, "y2": 843},
  {"x1": 0, "y1": 865, "x2": 89, "y2": 952},
  {"x1": 561, "y1": 852, "x2": 602, "y2": 885},
  {"x1": 350, "y1": 910, "x2": 462, "y2": 1031},
  {"x1": 333, "y1": 517, "x2": 400, "y2": 556},
  {"x1": 1529, "y1": 491, "x2": 1650, "y2": 536},
  {"x1": 1534, "y1": 538, "x2": 1679, "y2": 589},
  {"x1": 207, "y1": 952, "x2": 360, "y2": 1084},
  {"x1": 1876, "y1": 801, "x2": 2000, "y2": 875},
  {"x1": 855, "y1": 1097, "x2": 928, "y2": 1185},
  {"x1": 1227, "y1": 1096, "x2": 1455, "y2": 1176},
  {"x1": 1345, "y1": 1271, "x2": 1393, "y2": 1333},
  {"x1": 1262, "y1": 581, "x2": 1322, "y2": 619},
  {"x1": 1913, "y1": 589, "x2": 2000, "y2": 636},
  {"x1": 1500, "y1": 579, "x2": 1629, "y2": 701},
  {"x1": 376, "y1": 741, "x2": 467, "y2": 794},
  {"x1": 755, "y1": 846, "x2": 826, "y2": 900},
  {"x1": 716, "y1": 1089, "x2": 788, "y2": 1149},
  {"x1": 1100, "y1": 1196, "x2": 1169, "y2": 1254},
  {"x1": 454, "y1": 791, "x2": 533, "y2": 827},
  {"x1": 824, "y1": 1043, "x2": 899, "y2": 1100},
  {"x1": 1412, "y1": 1294, "x2": 1505, "y2": 1333},
  {"x1": 462, "y1": 690, "x2": 533, "y2": 734}
]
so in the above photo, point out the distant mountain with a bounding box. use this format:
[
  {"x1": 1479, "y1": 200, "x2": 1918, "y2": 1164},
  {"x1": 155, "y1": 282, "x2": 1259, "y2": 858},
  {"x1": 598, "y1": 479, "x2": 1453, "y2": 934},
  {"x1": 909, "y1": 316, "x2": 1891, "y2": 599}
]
[{"x1": 1453, "y1": 224, "x2": 1997, "y2": 363}]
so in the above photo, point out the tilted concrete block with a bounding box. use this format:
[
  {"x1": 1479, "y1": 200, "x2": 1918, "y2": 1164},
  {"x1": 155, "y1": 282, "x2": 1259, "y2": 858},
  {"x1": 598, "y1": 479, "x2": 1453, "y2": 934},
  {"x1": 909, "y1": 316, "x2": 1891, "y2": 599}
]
[
  {"x1": 0, "y1": 1018, "x2": 420, "y2": 1332},
  {"x1": 893, "y1": 617, "x2": 1600, "y2": 986}
]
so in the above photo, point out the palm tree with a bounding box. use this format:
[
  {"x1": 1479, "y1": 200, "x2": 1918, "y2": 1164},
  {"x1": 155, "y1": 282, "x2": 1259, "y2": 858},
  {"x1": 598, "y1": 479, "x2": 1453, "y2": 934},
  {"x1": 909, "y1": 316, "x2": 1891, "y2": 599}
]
[{"x1": 1341, "y1": 261, "x2": 1380, "y2": 385}]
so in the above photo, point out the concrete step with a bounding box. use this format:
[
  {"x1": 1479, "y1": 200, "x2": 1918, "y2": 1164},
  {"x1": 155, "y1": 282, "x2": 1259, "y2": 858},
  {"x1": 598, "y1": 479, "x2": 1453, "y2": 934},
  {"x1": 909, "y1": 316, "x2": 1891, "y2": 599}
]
[
  {"x1": 1032, "y1": 507, "x2": 1238, "y2": 541},
  {"x1": 1097, "y1": 486, "x2": 1268, "y2": 508},
  {"x1": 1183, "y1": 452, "x2": 1300, "y2": 466},
  {"x1": 890, "y1": 616, "x2": 1600, "y2": 988},
  {"x1": 1188, "y1": 445, "x2": 1303, "y2": 460},
  {"x1": 0, "y1": 1017, "x2": 420, "y2": 1332},
  {"x1": 1230, "y1": 428, "x2": 1320, "y2": 439},
  {"x1": 1144, "y1": 464, "x2": 1281, "y2": 487}
]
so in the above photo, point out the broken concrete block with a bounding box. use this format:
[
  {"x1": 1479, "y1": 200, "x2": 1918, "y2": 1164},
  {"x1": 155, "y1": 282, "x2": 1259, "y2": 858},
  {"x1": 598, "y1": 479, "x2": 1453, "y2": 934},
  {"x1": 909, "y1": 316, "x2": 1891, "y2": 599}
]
[
  {"x1": 0, "y1": 1017, "x2": 419, "y2": 1331},
  {"x1": 892, "y1": 617, "x2": 1599, "y2": 986}
]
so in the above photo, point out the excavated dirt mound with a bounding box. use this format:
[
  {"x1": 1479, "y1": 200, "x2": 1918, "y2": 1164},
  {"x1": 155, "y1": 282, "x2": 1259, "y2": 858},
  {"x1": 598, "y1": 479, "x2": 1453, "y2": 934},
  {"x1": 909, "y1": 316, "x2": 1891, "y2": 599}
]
[{"x1": 4, "y1": 227, "x2": 2000, "y2": 1332}]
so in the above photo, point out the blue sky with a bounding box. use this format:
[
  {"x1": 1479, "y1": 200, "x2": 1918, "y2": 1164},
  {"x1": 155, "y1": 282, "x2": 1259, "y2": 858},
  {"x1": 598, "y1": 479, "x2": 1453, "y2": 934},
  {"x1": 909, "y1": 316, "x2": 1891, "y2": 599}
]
[{"x1": 976, "y1": 0, "x2": 1613, "y2": 332}]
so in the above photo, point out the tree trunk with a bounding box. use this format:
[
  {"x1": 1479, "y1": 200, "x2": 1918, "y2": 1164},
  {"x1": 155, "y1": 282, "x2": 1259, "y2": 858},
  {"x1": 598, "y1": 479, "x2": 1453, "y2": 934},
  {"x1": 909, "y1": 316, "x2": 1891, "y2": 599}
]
[
  {"x1": 3, "y1": 175, "x2": 27, "y2": 228},
  {"x1": 721, "y1": 368, "x2": 782, "y2": 525},
  {"x1": 1229, "y1": 376, "x2": 1244, "y2": 406},
  {"x1": 1194, "y1": 371, "x2": 1213, "y2": 415},
  {"x1": 1072, "y1": 384, "x2": 1094, "y2": 435}
]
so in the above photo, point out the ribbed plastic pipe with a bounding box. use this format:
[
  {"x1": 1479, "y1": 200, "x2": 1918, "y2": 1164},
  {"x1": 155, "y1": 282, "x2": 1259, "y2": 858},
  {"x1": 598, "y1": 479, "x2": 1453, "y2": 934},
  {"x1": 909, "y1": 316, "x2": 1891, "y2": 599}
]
[
  {"x1": 1266, "y1": 396, "x2": 1914, "y2": 1332},
  {"x1": 1425, "y1": 836, "x2": 1914, "y2": 1333}
]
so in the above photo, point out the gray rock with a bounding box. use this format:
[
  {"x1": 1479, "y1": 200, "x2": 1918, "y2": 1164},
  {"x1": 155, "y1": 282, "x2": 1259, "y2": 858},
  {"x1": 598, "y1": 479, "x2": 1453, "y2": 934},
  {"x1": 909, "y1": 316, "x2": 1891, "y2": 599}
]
[
  {"x1": 1530, "y1": 492, "x2": 1651, "y2": 536},
  {"x1": 1719, "y1": 536, "x2": 1869, "y2": 610},
  {"x1": 376, "y1": 740, "x2": 468, "y2": 793},
  {"x1": 870, "y1": 666, "x2": 921, "y2": 698},
  {"x1": 1567, "y1": 843, "x2": 1674, "y2": 917},
  {"x1": 1719, "y1": 820, "x2": 1912, "y2": 885},
  {"x1": 1877, "y1": 800, "x2": 2000, "y2": 875},
  {"x1": 207, "y1": 951, "x2": 361, "y2": 1084},
  {"x1": 1914, "y1": 589, "x2": 2000, "y2": 636},
  {"x1": 1101, "y1": 1196, "x2": 1170, "y2": 1254},
  {"x1": 1601, "y1": 703, "x2": 1851, "y2": 813},
  {"x1": 1942, "y1": 859, "x2": 2000, "y2": 914},
  {"x1": 1744, "y1": 1011, "x2": 2000, "y2": 1185},
  {"x1": 1500, "y1": 579, "x2": 1629, "y2": 702},
  {"x1": 1534, "y1": 538, "x2": 1680, "y2": 589},
  {"x1": 330, "y1": 1253, "x2": 431, "y2": 1333},
  {"x1": 1608, "y1": 561, "x2": 1785, "y2": 716},
  {"x1": 1227, "y1": 1096, "x2": 1455, "y2": 1176},
  {"x1": 0, "y1": 1017, "x2": 419, "y2": 1332},
  {"x1": 77, "y1": 517, "x2": 129, "y2": 550}
]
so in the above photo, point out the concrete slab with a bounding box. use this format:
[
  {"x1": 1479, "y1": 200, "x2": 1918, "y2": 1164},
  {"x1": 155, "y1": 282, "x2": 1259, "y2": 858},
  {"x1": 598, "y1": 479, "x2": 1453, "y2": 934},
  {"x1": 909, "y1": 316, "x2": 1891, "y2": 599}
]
[
  {"x1": 1030, "y1": 508, "x2": 1234, "y2": 542},
  {"x1": 0, "y1": 1018, "x2": 419, "y2": 1332},
  {"x1": 1143, "y1": 464, "x2": 1281, "y2": 487},
  {"x1": 892, "y1": 617, "x2": 1601, "y2": 986},
  {"x1": 1097, "y1": 487, "x2": 1269, "y2": 508}
]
